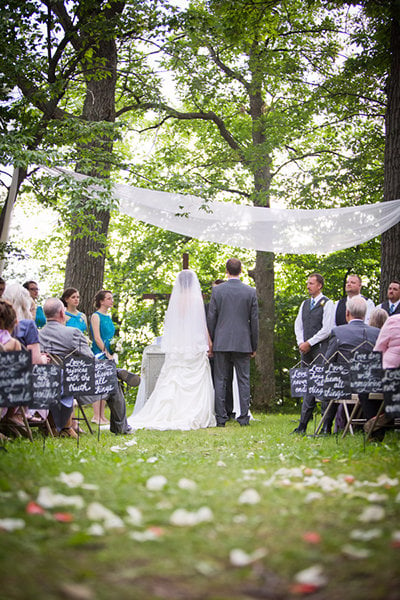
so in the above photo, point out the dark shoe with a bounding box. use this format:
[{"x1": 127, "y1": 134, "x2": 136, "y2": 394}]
[
  {"x1": 291, "y1": 426, "x2": 306, "y2": 435},
  {"x1": 240, "y1": 422, "x2": 250, "y2": 427},
  {"x1": 216, "y1": 423, "x2": 225, "y2": 428},
  {"x1": 117, "y1": 369, "x2": 140, "y2": 387},
  {"x1": 321, "y1": 425, "x2": 331, "y2": 435}
]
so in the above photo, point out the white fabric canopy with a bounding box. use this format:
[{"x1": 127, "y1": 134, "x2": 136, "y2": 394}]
[{"x1": 46, "y1": 167, "x2": 400, "y2": 254}]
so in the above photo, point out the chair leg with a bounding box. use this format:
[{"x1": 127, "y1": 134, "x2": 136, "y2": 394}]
[
  {"x1": 77, "y1": 401, "x2": 94, "y2": 435},
  {"x1": 342, "y1": 399, "x2": 360, "y2": 438}
]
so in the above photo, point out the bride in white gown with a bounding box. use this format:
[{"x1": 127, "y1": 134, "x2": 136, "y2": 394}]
[{"x1": 128, "y1": 270, "x2": 216, "y2": 430}]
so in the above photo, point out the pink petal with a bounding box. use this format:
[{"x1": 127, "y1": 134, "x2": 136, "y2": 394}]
[{"x1": 26, "y1": 501, "x2": 45, "y2": 515}]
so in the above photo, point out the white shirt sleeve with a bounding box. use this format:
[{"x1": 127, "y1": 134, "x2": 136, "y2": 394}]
[
  {"x1": 294, "y1": 301, "x2": 305, "y2": 345},
  {"x1": 307, "y1": 299, "x2": 335, "y2": 347},
  {"x1": 364, "y1": 298, "x2": 375, "y2": 324}
]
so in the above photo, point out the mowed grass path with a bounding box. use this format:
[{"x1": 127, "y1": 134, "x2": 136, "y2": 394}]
[{"x1": 0, "y1": 413, "x2": 399, "y2": 600}]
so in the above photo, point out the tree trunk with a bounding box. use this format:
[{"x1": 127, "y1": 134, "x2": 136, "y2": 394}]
[
  {"x1": 247, "y1": 81, "x2": 275, "y2": 409},
  {"x1": 252, "y1": 250, "x2": 275, "y2": 410},
  {"x1": 381, "y1": 3, "x2": 400, "y2": 300},
  {"x1": 64, "y1": 38, "x2": 118, "y2": 318}
]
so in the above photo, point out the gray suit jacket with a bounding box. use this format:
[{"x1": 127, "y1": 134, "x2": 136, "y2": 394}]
[
  {"x1": 207, "y1": 279, "x2": 258, "y2": 353},
  {"x1": 325, "y1": 319, "x2": 380, "y2": 364},
  {"x1": 39, "y1": 320, "x2": 93, "y2": 358}
]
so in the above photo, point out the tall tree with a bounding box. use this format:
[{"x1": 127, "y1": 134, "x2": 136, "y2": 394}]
[{"x1": 123, "y1": 0, "x2": 356, "y2": 408}]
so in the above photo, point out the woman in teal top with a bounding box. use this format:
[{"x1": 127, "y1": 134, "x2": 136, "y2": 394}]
[
  {"x1": 90, "y1": 289, "x2": 115, "y2": 425},
  {"x1": 61, "y1": 288, "x2": 88, "y2": 334}
]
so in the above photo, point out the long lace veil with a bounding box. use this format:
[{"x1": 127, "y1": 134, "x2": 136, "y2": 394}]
[{"x1": 161, "y1": 270, "x2": 208, "y2": 356}]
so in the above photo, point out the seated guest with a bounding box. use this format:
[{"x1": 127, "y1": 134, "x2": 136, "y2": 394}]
[
  {"x1": 4, "y1": 284, "x2": 48, "y2": 364},
  {"x1": 23, "y1": 280, "x2": 46, "y2": 328},
  {"x1": 0, "y1": 299, "x2": 24, "y2": 434},
  {"x1": 39, "y1": 298, "x2": 133, "y2": 436},
  {"x1": 61, "y1": 288, "x2": 88, "y2": 333},
  {"x1": 369, "y1": 307, "x2": 388, "y2": 330},
  {"x1": 0, "y1": 277, "x2": 5, "y2": 297},
  {"x1": 334, "y1": 274, "x2": 375, "y2": 325},
  {"x1": 377, "y1": 280, "x2": 400, "y2": 316},
  {"x1": 363, "y1": 313, "x2": 400, "y2": 440},
  {"x1": 322, "y1": 296, "x2": 380, "y2": 434}
]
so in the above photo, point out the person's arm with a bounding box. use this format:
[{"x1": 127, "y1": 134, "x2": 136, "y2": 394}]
[
  {"x1": 373, "y1": 320, "x2": 390, "y2": 354},
  {"x1": 206, "y1": 293, "x2": 217, "y2": 340},
  {"x1": 365, "y1": 298, "x2": 375, "y2": 324},
  {"x1": 90, "y1": 313, "x2": 112, "y2": 359},
  {"x1": 250, "y1": 292, "x2": 259, "y2": 354},
  {"x1": 294, "y1": 302, "x2": 304, "y2": 346},
  {"x1": 27, "y1": 342, "x2": 48, "y2": 364}
]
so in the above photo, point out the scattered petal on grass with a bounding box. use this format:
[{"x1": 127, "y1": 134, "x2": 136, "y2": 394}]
[
  {"x1": 110, "y1": 445, "x2": 124, "y2": 453},
  {"x1": 87, "y1": 524, "x2": 104, "y2": 536},
  {"x1": 302, "y1": 532, "x2": 321, "y2": 544},
  {"x1": 342, "y1": 544, "x2": 371, "y2": 559},
  {"x1": 129, "y1": 529, "x2": 161, "y2": 542},
  {"x1": 395, "y1": 492, "x2": 400, "y2": 503},
  {"x1": 367, "y1": 493, "x2": 388, "y2": 503},
  {"x1": 146, "y1": 456, "x2": 158, "y2": 463},
  {"x1": 304, "y1": 492, "x2": 323, "y2": 503},
  {"x1": 217, "y1": 460, "x2": 226, "y2": 467},
  {"x1": 86, "y1": 502, "x2": 124, "y2": 529},
  {"x1": 290, "y1": 583, "x2": 321, "y2": 595},
  {"x1": 358, "y1": 505, "x2": 385, "y2": 523},
  {"x1": 350, "y1": 529, "x2": 382, "y2": 541},
  {"x1": 321, "y1": 458, "x2": 331, "y2": 463},
  {"x1": 17, "y1": 490, "x2": 29, "y2": 502},
  {"x1": 125, "y1": 506, "x2": 142, "y2": 526},
  {"x1": 229, "y1": 548, "x2": 267, "y2": 567},
  {"x1": 391, "y1": 531, "x2": 400, "y2": 548},
  {"x1": 54, "y1": 512, "x2": 74, "y2": 523},
  {"x1": 344, "y1": 475, "x2": 355, "y2": 484},
  {"x1": 278, "y1": 453, "x2": 286, "y2": 462},
  {"x1": 178, "y1": 478, "x2": 197, "y2": 491},
  {"x1": 146, "y1": 475, "x2": 167, "y2": 491},
  {"x1": 26, "y1": 501, "x2": 45, "y2": 515},
  {"x1": 57, "y1": 471, "x2": 84, "y2": 488},
  {"x1": 156, "y1": 500, "x2": 172, "y2": 510},
  {"x1": 238, "y1": 488, "x2": 261, "y2": 505},
  {"x1": 37, "y1": 487, "x2": 84, "y2": 510},
  {"x1": 294, "y1": 565, "x2": 327, "y2": 588},
  {"x1": 169, "y1": 507, "x2": 213, "y2": 526},
  {"x1": 232, "y1": 514, "x2": 248, "y2": 524},
  {"x1": 0, "y1": 518, "x2": 25, "y2": 531},
  {"x1": 124, "y1": 439, "x2": 137, "y2": 447}
]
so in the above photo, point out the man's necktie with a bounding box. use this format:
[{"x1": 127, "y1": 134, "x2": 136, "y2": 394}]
[
  {"x1": 390, "y1": 303, "x2": 395, "y2": 314},
  {"x1": 310, "y1": 298, "x2": 315, "y2": 309}
]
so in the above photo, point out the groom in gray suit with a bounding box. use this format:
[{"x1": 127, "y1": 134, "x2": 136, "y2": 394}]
[
  {"x1": 39, "y1": 298, "x2": 132, "y2": 435},
  {"x1": 207, "y1": 258, "x2": 259, "y2": 426}
]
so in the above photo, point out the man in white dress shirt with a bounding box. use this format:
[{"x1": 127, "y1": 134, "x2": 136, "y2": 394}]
[
  {"x1": 293, "y1": 273, "x2": 335, "y2": 434},
  {"x1": 377, "y1": 280, "x2": 400, "y2": 316},
  {"x1": 334, "y1": 274, "x2": 375, "y2": 325}
]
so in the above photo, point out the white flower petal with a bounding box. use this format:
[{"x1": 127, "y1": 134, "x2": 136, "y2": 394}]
[
  {"x1": 37, "y1": 487, "x2": 84, "y2": 509},
  {"x1": 304, "y1": 492, "x2": 323, "y2": 503},
  {"x1": 230, "y1": 548, "x2": 267, "y2": 567},
  {"x1": 146, "y1": 475, "x2": 167, "y2": 491},
  {"x1": 238, "y1": 488, "x2": 261, "y2": 505},
  {"x1": 126, "y1": 506, "x2": 143, "y2": 526},
  {"x1": 57, "y1": 472, "x2": 84, "y2": 488},
  {"x1": 0, "y1": 518, "x2": 25, "y2": 531},
  {"x1": 392, "y1": 531, "x2": 400, "y2": 543},
  {"x1": 146, "y1": 456, "x2": 158, "y2": 463},
  {"x1": 87, "y1": 523, "x2": 104, "y2": 536},
  {"x1": 358, "y1": 505, "x2": 385, "y2": 523},
  {"x1": 294, "y1": 564, "x2": 327, "y2": 587},
  {"x1": 129, "y1": 530, "x2": 159, "y2": 541},
  {"x1": 169, "y1": 506, "x2": 213, "y2": 527},
  {"x1": 350, "y1": 529, "x2": 382, "y2": 541},
  {"x1": 178, "y1": 478, "x2": 197, "y2": 491},
  {"x1": 217, "y1": 460, "x2": 226, "y2": 467},
  {"x1": 110, "y1": 445, "x2": 124, "y2": 453},
  {"x1": 342, "y1": 544, "x2": 371, "y2": 559}
]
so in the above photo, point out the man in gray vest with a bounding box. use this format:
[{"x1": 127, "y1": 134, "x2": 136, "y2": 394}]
[
  {"x1": 377, "y1": 280, "x2": 400, "y2": 316},
  {"x1": 293, "y1": 273, "x2": 335, "y2": 434}
]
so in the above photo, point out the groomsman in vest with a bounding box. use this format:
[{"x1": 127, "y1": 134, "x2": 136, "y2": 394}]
[
  {"x1": 377, "y1": 280, "x2": 400, "y2": 316},
  {"x1": 293, "y1": 273, "x2": 335, "y2": 434},
  {"x1": 334, "y1": 274, "x2": 375, "y2": 325}
]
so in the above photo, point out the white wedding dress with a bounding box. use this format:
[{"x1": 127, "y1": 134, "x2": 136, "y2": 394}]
[{"x1": 128, "y1": 270, "x2": 216, "y2": 431}]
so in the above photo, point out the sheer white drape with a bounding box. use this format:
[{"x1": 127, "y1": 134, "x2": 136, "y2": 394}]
[{"x1": 45, "y1": 168, "x2": 400, "y2": 254}]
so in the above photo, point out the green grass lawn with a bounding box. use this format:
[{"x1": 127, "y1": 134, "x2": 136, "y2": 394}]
[{"x1": 0, "y1": 413, "x2": 399, "y2": 600}]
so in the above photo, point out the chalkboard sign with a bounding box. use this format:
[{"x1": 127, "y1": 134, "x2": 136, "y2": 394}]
[
  {"x1": 63, "y1": 355, "x2": 95, "y2": 396},
  {"x1": 324, "y1": 363, "x2": 351, "y2": 400},
  {"x1": 94, "y1": 360, "x2": 117, "y2": 396},
  {"x1": 290, "y1": 367, "x2": 308, "y2": 397},
  {"x1": 385, "y1": 390, "x2": 400, "y2": 419},
  {"x1": 308, "y1": 363, "x2": 325, "y2": 398},
  {"x1": 0, "y1": 350, "x2": 32, "y2": 407},
  {"x1": 31, "y1": 364, "x2": 62, "y2": 408},
  {"x1": 382, "y1": 367, "x2": 400, "y2": 392},
  {"x1": 350, "y1": 350, "x2": 383, "y2": 394}
]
